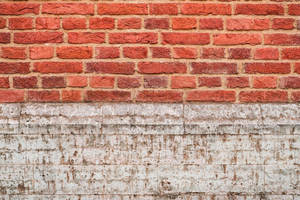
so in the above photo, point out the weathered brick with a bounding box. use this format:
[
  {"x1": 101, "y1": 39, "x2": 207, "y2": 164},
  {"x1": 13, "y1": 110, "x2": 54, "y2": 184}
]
[
  {"x1": 86, "y1": 62, "x2": 135, "y2": 75},
  {"x1": 226, "y1": 18, "x2": 270, "y2": 30},
  {"x1": 30, "y1": 47, "x2": 54, "y2": 59},
  {"x1": 172, "y1": 18, "x2": 196, "y2": 30},
  {"x1": 67, "y1": 76, "x2": 87, "y2": 88},
  {"x1": 198, "y1": 77, "x2": 222, "y2": 87},
  {"x1": 0, "y1": 18, "x2": 6, "y2": 29},
  {"x1": 253, "y1": 76, "x2": 277, "y2": 88},
  {"x1": 151, "y1": 47, "x2": 171, "y2": 58},
  {"x1": 90, "y1": 76, "x2": 115, "y2": 88},
  {"x1": 187, "y1": 90, "x2": 235, "y2": 102},
  {"x1": 288, "y1": 4, "x2": 300, "y2": 15},
  {"x1": 264, "y1": 34, "x2": 300, "y2": 45},
  {"x1": 0, "y1": 33, "x2": 10, "y2": 43},
  {"x1": 68, "y1": 32, "x2": 105, "y2": 44},
  {"x1": 118, "y1": 18, "x2": 141, "y2": 29},
  {"x1": 227, "y1": 77, "x2": 249, "y2": 88},
  {"x1": 118, "y1": 77, "x2": 141, "y2": 89},
  {"x1": 13, "y1": 76, "x2": 37, "y2": 89},
  {"x1": 96, "y1": 47, "x2": 119, "y2": 59},
  {"x1": 14, "y1": 32, "x2": 63, "y2": 44},
  {"x1": 201, "y1": 48, "x2": 225, "y2": 59},
  {"x1": 1, "y1": 47, "x2": 26, "y2": 59},
  {"x1": 282, "y1": 48, "x2": 300, "y2": 59},
  {"x1": 228, "y1": 48, "x2": 251, "y2": 59},
  {"x1": 239, "y1": 91, "x2": 288, "y2": 102},
  {"x1": 86, "y1": 90, "x2": 131, "y2": 102},
  {"x1": 150, "y1": 3, "x2": 178, "y2": 15},
  {"x1": 279, "y1": 77, "x2": 300, "y2": 89},
  {"x1": 162, "y1": 33, "x2": 210, "y2": 45},
  {"x1": 0, "y1": 77, "x2": 9, "y2": 88},
  {"x1": 199, "y1": 18, "x2": 223, "y2": 30},
  {"x1": 63, "y1": 18, "x2": 86, "y2": 30},
  {"x1": 173, "y1": 47, "x2": 197, "y2": 59},
  {"x1": 145, "y1": 18, "x2": 169, "y2": 29},
  {"x1": 144, "y1": 76, "x2": 168, "y2": 88},
  {"x1": 123, "y1": 47, "x2": 147, "y2": 59},
  {"x1": 137, "y1": 90, "x2": 183, "y2": 102},
  {"x1": 235, "y1": 4, "x2": 284, "y2": 15},
  {"x1": 42, "y1": 3, "x2": 94, "y2": 15},
  {"x1": 244, "y1": 63, "x2": 291, "y2": 74},
  {"x1": 0, "y1": 3, "x2": 39, "y2": 15},
  {"x1": 109, "y1": 33, "x2": 157, "y2": 44},
  {"x1": 9, "y1": 18, "x2": 33, "y2": 30},
  {"x1": 0, "y1": 62, "x2": 30, "y2": 74},
  {"x1": 272, "y1": 18, "x2": 295, "y2": 30},
  {"x1": 89, "y1": 18, "x2": 114, "y2": 30},
  {"x1": 42, "y1": 76, "x2": 65, "y2": 88},
  {"x1": 254, "y1": 48, "x2": 279, "y2": 60},
  {"x1": 28, "y1": 90, "x2": 60, "y2": 102},
  {"x1": 214, "y1": 34, "x2": 262, "y2": 45},
  {"x1": 138, "y1": 62, "x2": 186, "y2": 74},
  {"x1": 181, "y1": 3, "x2": 231, "y2": 15},
  {"x1": 171, "y1": 76, "x2": 196, "y2": 89},
  {"x1": 62, "y1": 90, "x2": 82, "y2": 102},
  {"x1": 36, "y1": 17, "x2": 60, "y2": 30},
  {"x1": 57, "y1": 46, "x2": 92, "y2": 59},
  {"x1": 191, "y1": 62, "x2": 237, "y2": 74},
  {"x1": 0, "y1": 90, "x2": 24, "y2": 102},
  {"x1": 98, "y1": 3, "x2": 147, "y2": 15},
  {"x1": 34, "y1": 62, "x2": 82, "y2": 73}
]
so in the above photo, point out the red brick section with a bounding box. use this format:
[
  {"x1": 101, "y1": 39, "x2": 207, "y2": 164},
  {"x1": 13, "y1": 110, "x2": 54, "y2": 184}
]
[{"x1": 0, "y1": 2, "x2": 299, "y2": 103}]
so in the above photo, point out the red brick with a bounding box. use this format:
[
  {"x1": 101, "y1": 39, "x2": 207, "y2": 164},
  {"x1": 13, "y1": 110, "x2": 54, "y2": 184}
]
[
  {"x1": 86, "y1": 90, "x2": 131, "y2": 102},
  {"x1": 1, "y1": 47, "x2": 26, "y2": 59},
  {"x1": 109, "y1": 33, "x2": 157, "y2": 44},
  {"x1": 173, "y1": 47, "x2": 197, "y2": 59},
  {"x1": 0, "y1": 3, "x2": 39, "y2": 15},
  {"x1": 57, "y1": 46, "x2": 92, "y2": 59},
  {"x1": 0, "y1": 77, "x2": 9, "y2": 88},
  {"x1": 181, "y1": 3, "x2": 231, "y2": 15},
  {"x1": 0, "y1": 18, "x2": 6, "y2": 29},
  {"x1": 68, "y1": 32, "x2": 105, "y2": 44},
  {"x1": 145, "y1": 18, "x2": 169, "y2": 29},
  {"x1": 14, "y1": 32, "x2": 63, "y2": 44},
  {"x1": 62, "y1": 90, "x2": 82, "y2": 102},
  {"x1": 151, "y1": 47, "x2": 171, "y2": 58},
  {"x1": 162, "y1": 33, "x2": 210, "y2": 45},
  {"x1": 214, "y1": 34, "x2": 262, "y2": 45},
  {"x1": 0, "y1": 33, "x2": 10, "y2": 43},
  {"x1": 138, "y1": 62, "x2": 186, "y2": 74},
  {"x1": 171, "y1": 76, "x2": 196, "y2": 89},
  {"x1": 42, "y1": 76, "x2": 65, "y2": 89},
  {"x1": 63, "y1": 18, "x2": 86, "y2": 30},
  {"x1": 118, "y1": 18, "x2": 141, "y2": 29},
  {"x1": 28, "y1": 91, "x2": 60, "y2": 102},
  {"x1": 235, "y1": 4, "x2": 284, "y2": 15},
  {"x1": 90, "y1": 76, "x2": 114, "y2": 88},
  {"x1": 264, "y1": 34, "x2": 300, "y2": 45},
  {"x1": 226, "y1": 18, "x2": 269, "y2": 30},
  {"x1": 272, "y1": 18, "x2": 295, "y2": 30},
  {"x1": 30, "y1": 47, "x2": 54, "y2": 60},
  {"x1": 282, "y1": 48, "x2": 300, "y2": 59},
  {"x1": 292, "y1": 92, "x2": 300, "y2": 102},
  {"x1": 201, "y1": 48, "x2": 225, "y2": 59},
  {"x1": 239, "y1": 91, "x2": 288, "y2": 102},
  {"x1": 98, "y1": 3, "x2": 147, "y2": 15},
  {"x1": 144, "y1": 76, "x2": 168, "y2": 88},
  {"x1": 172, "y1": 18, "x2": 196, "y2": 30},
  {"x1": 90, "y1": 17, "x2": 114, "y2": 30},
  {"x1": 34, "y1": 62, "x2": 82, "y2": 73},
  {"x1": 253, "y1": 76, "x2": 277, "y2": 88},
  {"x1": 288, "y1": 4, "x2": 300, "y2": 15},
  {"x1": 96, "y1": 47, "x2": 119, "y2": 59},
  {"x1": 227, "y1": 77, "x2": 249, "y2": 88},
  {"x1": 295, "y1": 63, "x2": 300, "y2": 74},
  {"x1": 0, "y1": 62, "x2": 30, "y2": 74},
  {"x1": 199, "y1": 18, "x2": 223, "y2": 30},
  {"x1": 254, "y1": 48, "x2": 279, "y2": 60},
  {"x1": 244, "y1": 63, "x2": 291, "y2": 74},
  {"x1": 191, "y1": 62, "x2": 237, "y2": 74},
  {"x1": 149, "y1": 3, "x2": 178, "y2": 15},
  {"x1": 36, "y1": 17, "x2": 60, "y2": 30},
  {"x1": 186, "y1": 90, "x2": 236, "y2": 102},
  {"x1": 298, "y1": 20, "x2": 300, "y2": 30},
  {"x1": 198, "y1": 77, "x2": 222, "y2": 87},
  {"x1": 9, "y1": 18, "x2": 33, "y2": 30},
  {"x1": 67, "y1": 76, "x2": 87, "y2": 88},
  {"x1": 13, "y1": 76, "x2": 37, "y2": 89},
  {"x1": 229, "y1": 48, "x2": 251, "y2": 59},
  {"x1": 123, "y1": 47, "x2": 147, "y2": 59},
  {"x1": 42, "y1": 3, "x2": 94, "y2": 15},
  {"x1": 0, "y1": 90, "x2": 24, "y2": 103},
  {"x1": 86, "y1": 62, "x2": 135, "y2": 75},
  {"x1": 118, "y1": 77, "x2": 141, "y2": 89},
  {"x1": 279, "y1": 77, "x2": 300, "y2": 89},
  {"x1": 137, "y1": 91, "x2": 182, "y2": 102}
]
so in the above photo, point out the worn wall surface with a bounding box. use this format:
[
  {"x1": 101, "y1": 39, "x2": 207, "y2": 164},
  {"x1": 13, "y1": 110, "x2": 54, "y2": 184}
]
[{"x1": 0, "y1": 103, "x2": 299, "y2": 199}]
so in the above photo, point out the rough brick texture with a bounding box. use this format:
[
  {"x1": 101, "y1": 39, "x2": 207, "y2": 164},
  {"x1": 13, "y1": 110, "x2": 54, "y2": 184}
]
[{"x1": 0, "y1": 1, "x2": 299, "y2": 103}]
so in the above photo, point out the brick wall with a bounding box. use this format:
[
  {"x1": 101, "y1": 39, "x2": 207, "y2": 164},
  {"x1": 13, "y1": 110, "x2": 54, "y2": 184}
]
[{"x1": 0, "y1": 1, "x2": 300, "y2": 103}]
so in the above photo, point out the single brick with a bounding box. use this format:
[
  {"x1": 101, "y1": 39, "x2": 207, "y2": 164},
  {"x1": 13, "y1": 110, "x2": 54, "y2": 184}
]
[
  {"x1": 186, "y1": 90, "x2": 236, "y2": 102},
  {"x1": 118, "y1": 18, "x2": 141, "y2": 29},
  {"x1": 228, "y1": 48, "x2": 251, "y2": 59},
  {"x1": 149, "y1": 3, "x2": 178, "y2": 15},
  {"x1": 235, "y1": 4, "x2": 284, "y2": 15},
  {"x1": 244, "y1": 63, "x2": 291, "y2": 74},
  {"x1": 13, "y1": 76, "x2": 37, "y2": 89},
  {"x1": 1, "y1": 47, "x2": 26, "y2": 59},
  {"x1": 28, "y1": 90, "x2": 60, "y2": 102},
  {"x1": 9, "y1": 18, "x2": 33, "y2": 30},
  {"x1": 254, "y1": 48, "x2": 279, "y2": 60},
  {"x1": 288, "y1": 4, "x2": 300, "y2": 15},
  {"x1": 279, "y1": 77, "x2": 300, "y2": 89},
  {"x1": 227, "y1": 77, "x2": 249, "y2": 88},
  {"x1": 198, "y1": 77, "x2": 222, "y2": 87},
  {"x1": 0, "y1": 77, "x2": 9, "y2": 88},
  {"x1": 56, "y1": 46, "x2": 92, "y2": 59},
  {"x1": 144, "y1": 76, "x2": 168, "y2": 88},
  {"x1": 0, "y1": 33, "x2": 10, "y2": 43},
  {"x1": 239, "y1": 91, "x2": 288, "y2": 102},
  {"x1": 295, "y1": 63, "x2": 300, "y2": 74},
  {"x1": 151, "y1": 47, "x2": 171, "y2": 58},
  {"x1": 253, "y1": 76, "x2": 277, "y2": 88},
  {"x1": 30, "y1": 47, "x2": 54, "y2": 59},
  {"x1": 226, "y1": 18, "x2": 270, "y2": 30},
  {"x1": 171, "y1": 76, "x2": 196, "y2": 89},
  {"x1": 123, "y1": 47, "x2": 147, "y2": 59},
  {"x1": 0, "y1": 62, "x2": 30, "y2": 74},
  {"x1": 109, "y1": 33, "x2": 158, "y2": 44},
  {"x1": 89, "y1": 17, "x2": 114, "y2": 30},
  {"x1": 98, "y1": 3, "x2": 147, "y2": 15},
  {"x1": 90, "y1": 76, "x2": 115, "y2": 88},
  {"x1": 173, "y1": 47, "x2": 197, "y2": 59},
  {"x1": 14, "y1": 32, "x2": 63, "y2": 44},
  {"x1": 138, "y1": 62, "x2": 186, "y2": 74},
  {"x1": 68, "y1": 32, "x2": 105, "y2": 44},
  {"x1": 172, "y1": 18, "x2": 196, "y2": 30},
  {"x1": 0, "y1": 3, "x2": 39, "y2": 15},
  {"x1": 62, "y1": 90, "x2": 82, "y2": 102},
  {"x1": 292, "y1": 92, "x2": 300, "y2": 102},
  {"x1": 67, "y1": 76, "x2": 87, "y2": 88},
  {"x1": 264, "y1": 34, "x2": 300, "y2": 45},
  {"x1": 118, "y1": 77, "x2": 141, "y2": 88},
  {"x1": 36, "y1": 17, "x2": 60, "y2": 30},
  {"x1": 86, "y1": 90, "x2": 131, "y2": 102},
  {"x1": 42, "y1": 3, "x2": 94, "y2": 15},
  {"x1": 137, "y1": 90, "x2": 183, "y2": 102},
  {"x1": 162, "y1": 33, "x2": 210, "y2": 45},
  {"x1": 201, "y1": 48, "x2": 225, "y2": 59},
  {"x1": 145, "y1": 18, "x2": 169, "y2": 29},
  {"x1": 282, "y1": 48, "x2": 300, "y2": 59},
  {"x1": 42, "y1": 76, "x2": 65, "y2": 88},
  {"x1": 0, "y1": 18, "x2": 6, "y2": 29},
  {"x1": 199, "y1": 18, "x2": 223, "y2": 30},
  {"x1": 191, "y1": 62, "x2": 237, "y2": 74},
  {"x1": 214, "y1": 34, "x2": 262, "y2": 45},
  {"x1": 63, "y1": 18, "x2": 86, "y2": 30},
  {"x1": 34, "y1": 62, "x2": 83, "y2": 73},
  {"x1": 96, "y1": 47, "x2": 119, "y2": 59},
  {"x1": 272, "y1": 18, "x2": 295, "y2": 30},
  {"x1": 0, "y1": 90, "x2": 24, "y2": 103},
  {"x1": 181, "y1": 3, "x2": 231, "y2": 15},
  {"x1": 86, "y1": 62, "x2": 135, "y2": 74}
]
